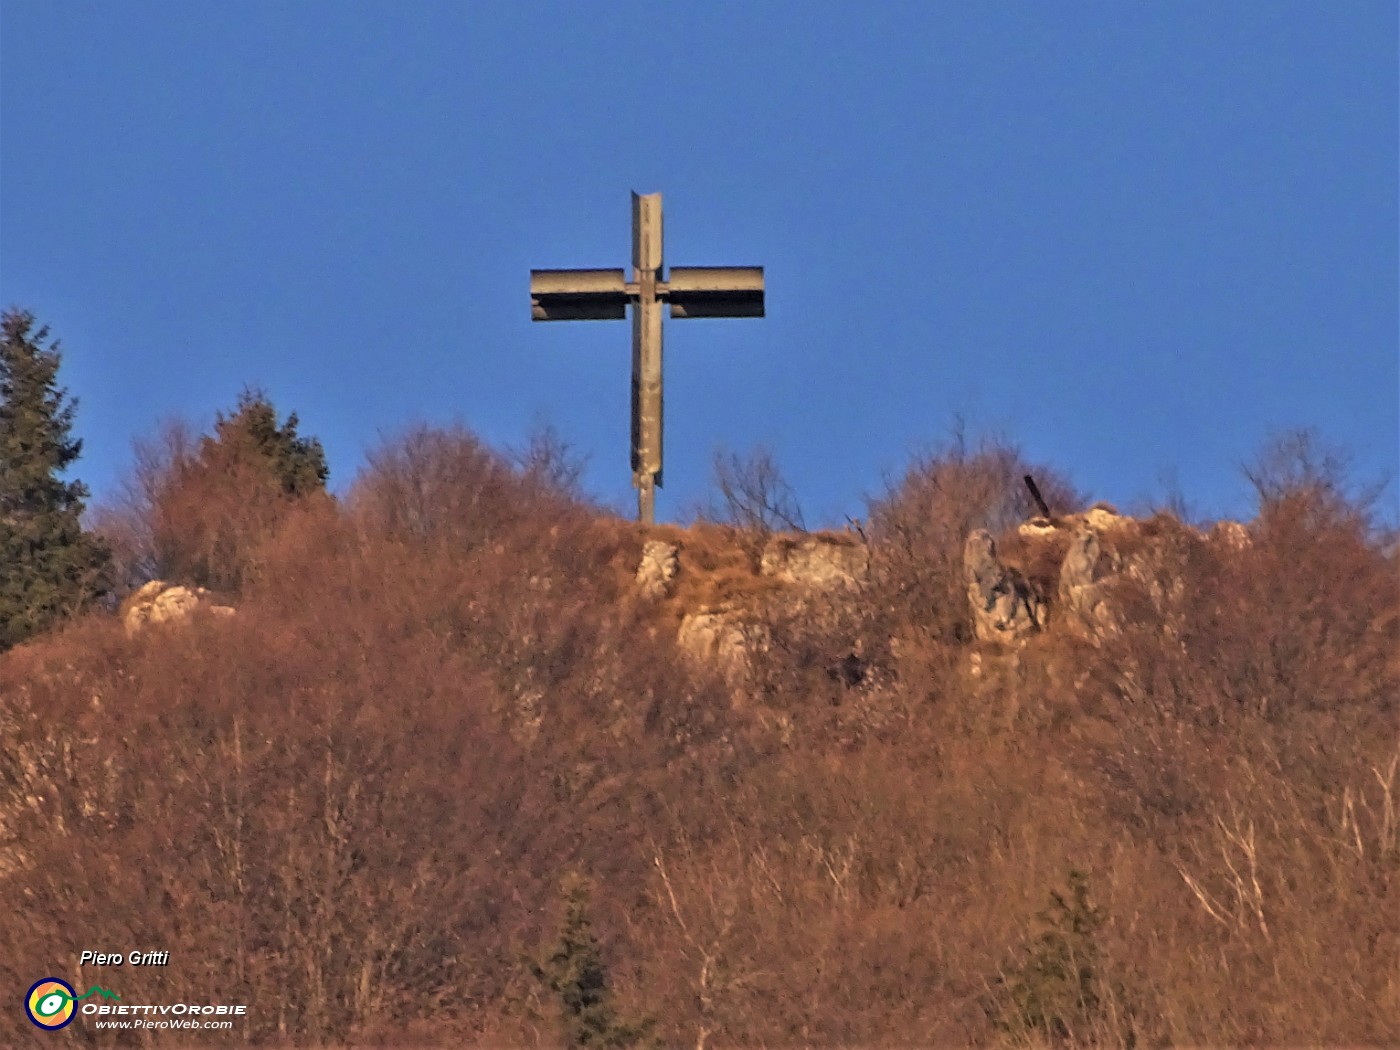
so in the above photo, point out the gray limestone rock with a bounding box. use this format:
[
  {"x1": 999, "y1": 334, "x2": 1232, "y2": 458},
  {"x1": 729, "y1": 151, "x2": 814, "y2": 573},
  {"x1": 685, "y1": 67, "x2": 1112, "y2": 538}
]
[
  {"x1": 1057, "y1": 527, "x2": 1122, "y2": 639},
  {"x1": 759, "y1": 533, "x2": 869, "y2": 590},
  {"x1": 635, "y1": 540, "x2": 680, "y2": 599},
  {"x1": 963, "y1": 529, "x2": 1046, "y2": 643}
]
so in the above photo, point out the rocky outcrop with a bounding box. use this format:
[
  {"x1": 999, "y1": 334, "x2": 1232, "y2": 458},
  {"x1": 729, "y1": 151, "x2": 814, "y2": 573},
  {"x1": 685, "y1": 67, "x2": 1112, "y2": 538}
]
[
  {"x1": 1079, "y1": 506, "x2": 1131, "y2": 534},
  {"x1": 1017, "y1": 517, "x2": 1058, "y2": 539},
  {"x1": 1008, "y1": 507, "x2": 1217, "y2": 643},
  {"x1": 1123, "y1": 531, "x2": 1193, "y2": 639},
  {"x1": 677, "y1": 606, "x2": 768, "y2": 684},
  {"x1": 1018, "y1": 505, "x2": 1134, "y2": 542},
  {"x1": 1057, "y1": 527, "x2": 1124, "y2": 639},
  {"x1": 760, "y1": 533, "x2": 869, "y2": 590},
  {"x1": 631, "y1": 530, "x2": 867, "y2": 682},
  {"x1": 1210, "y1": 520, "x2": 1251, "y2": 551},
  {"x1": 121, "y1": 580, "x2": 235, "y2": 636},
  {"x1": 635, "y1": 540, "x2": 680, "y2": 599},
  {"x1": 963, "y1": 530, "x2": 1047, "y2": 643}
]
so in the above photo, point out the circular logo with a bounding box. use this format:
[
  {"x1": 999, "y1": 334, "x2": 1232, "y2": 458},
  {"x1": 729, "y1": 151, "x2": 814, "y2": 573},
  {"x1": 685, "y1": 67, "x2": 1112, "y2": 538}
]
[{"x1": 25, "y1": 978, "x2": 77, "y2": 1030}]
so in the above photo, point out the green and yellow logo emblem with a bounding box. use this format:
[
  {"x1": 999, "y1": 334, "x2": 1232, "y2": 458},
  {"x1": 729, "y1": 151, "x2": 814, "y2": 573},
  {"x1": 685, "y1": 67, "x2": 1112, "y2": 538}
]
[{"x1": 25, "y1": 978, "x2": 120, "y2": 1030}]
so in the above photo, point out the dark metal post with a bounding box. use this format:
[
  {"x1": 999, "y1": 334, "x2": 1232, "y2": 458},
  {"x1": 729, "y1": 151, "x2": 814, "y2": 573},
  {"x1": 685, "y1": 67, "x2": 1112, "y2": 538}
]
[{"x1": 1023, "y1": 474, "x2": 1052, "y2": 518}]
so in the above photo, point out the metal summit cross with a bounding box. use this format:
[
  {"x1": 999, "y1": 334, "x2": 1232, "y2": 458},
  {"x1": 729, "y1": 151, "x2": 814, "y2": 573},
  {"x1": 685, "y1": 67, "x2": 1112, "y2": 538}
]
[{"x1": 530, "y1": 192, "x2": 764, "y2": 523}]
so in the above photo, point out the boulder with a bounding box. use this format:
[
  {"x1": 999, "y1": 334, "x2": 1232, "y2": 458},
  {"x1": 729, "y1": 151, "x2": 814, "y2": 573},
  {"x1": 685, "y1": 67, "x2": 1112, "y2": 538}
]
[
  {"x1": 963, "y1": 530, "x2": 1046, "y2": 643},
  {"x1": 760, "y1": 533, "x2": 869, "y2": 590},
  {"x1": 635, "y1": 540, "x2": 680, "y2": 599},
  {"x1": 122, "y1": 580, "x2": 235, "y2": 636}
]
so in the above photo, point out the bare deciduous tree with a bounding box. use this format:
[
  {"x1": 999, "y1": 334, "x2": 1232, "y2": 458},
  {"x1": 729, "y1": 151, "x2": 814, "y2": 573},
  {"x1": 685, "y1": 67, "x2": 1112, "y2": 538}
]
[
  {"x1": 510, "y1": 421, "x2": 590, "y2": 500},
  {"x1": 705, "y1": 444, "x2": 805, "y2": 535}
]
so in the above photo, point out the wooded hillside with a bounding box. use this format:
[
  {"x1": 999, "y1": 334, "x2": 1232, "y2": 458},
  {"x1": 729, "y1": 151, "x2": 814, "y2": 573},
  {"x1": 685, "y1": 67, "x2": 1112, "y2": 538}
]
[{"x1": 1, "y1": 419, "x2": 1396, "y2": 1048}]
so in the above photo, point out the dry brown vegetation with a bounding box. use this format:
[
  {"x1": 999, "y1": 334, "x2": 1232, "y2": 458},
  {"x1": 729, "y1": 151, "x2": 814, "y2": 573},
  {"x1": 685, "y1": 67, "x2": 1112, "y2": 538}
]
[{"x1": 1, "y1": 423, "x2": 1396, "y2": 1048}]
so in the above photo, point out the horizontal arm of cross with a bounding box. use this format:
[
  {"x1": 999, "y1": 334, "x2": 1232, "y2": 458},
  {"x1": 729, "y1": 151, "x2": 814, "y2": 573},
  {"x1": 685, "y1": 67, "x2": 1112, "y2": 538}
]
[
  {"x1": 667, "y1": 266, "x2": 765, "y2": 319},
  {"x1": 530, "y1": 266, "x2": 764, "y2": 321},
  {"x1": 530, "y1": 269, "x2": 627, "y2": 320}
]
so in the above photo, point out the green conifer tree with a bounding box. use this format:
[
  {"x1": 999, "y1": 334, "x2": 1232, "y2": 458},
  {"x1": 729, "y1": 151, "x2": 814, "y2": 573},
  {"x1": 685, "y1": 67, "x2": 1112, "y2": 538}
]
[
  {"x1": 994, "y1": 870, "x2": 1135, "y2": 1045},
  {"x1": 205, "y1": 388, "x2": 329, "y2": 496},
  {"x1": 150, "y1": 388, "x2": 329, "y2": 591},
  {"x1": 531, "y1": 875, "x2": 651, "y2": 1049},
  {"x1": 0, "y1": 309, "x2": 111, "y2": 650}
]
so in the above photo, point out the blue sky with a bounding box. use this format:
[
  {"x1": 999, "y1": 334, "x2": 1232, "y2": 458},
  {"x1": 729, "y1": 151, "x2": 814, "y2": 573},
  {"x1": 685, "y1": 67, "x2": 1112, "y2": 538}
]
[{"x1": 2, "y1": 2, "x2": 1395, "y2": 526}]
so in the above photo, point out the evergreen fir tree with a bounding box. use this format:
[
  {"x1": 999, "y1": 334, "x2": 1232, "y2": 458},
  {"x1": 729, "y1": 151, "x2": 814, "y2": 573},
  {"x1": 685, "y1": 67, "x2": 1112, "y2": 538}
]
[
  {"x1": 0, "y1": 309, "x2": 111, "y2": 650},
  {"x1": 993, "y1": 870, "x2": 1134, "y2": 1045},
  {"x1": 150, "y1": 387, "x2": 329, "y2": 591},
  {"x1": 531, "y1": 875, "x2": 651, "y2": 1048},
  {"x1": 205, "y1": 388, "x2": 329, "y2": 496}
]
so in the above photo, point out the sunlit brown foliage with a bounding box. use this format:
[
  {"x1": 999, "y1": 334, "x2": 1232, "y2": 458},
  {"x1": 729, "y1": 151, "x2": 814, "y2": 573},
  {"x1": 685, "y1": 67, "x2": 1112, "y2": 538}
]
[
  {"x1": 94, "y1": 393, "x2": 329, "y2": 596},
  {"x1": 2, "y1": 422, "x2": 1396, "y2": 1048}
]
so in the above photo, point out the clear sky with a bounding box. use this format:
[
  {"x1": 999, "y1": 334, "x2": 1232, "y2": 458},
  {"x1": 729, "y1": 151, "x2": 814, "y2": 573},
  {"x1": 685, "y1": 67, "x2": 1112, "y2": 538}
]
[{"x1": 2, "y1": 2, "x2": 1396, "y2": 526}]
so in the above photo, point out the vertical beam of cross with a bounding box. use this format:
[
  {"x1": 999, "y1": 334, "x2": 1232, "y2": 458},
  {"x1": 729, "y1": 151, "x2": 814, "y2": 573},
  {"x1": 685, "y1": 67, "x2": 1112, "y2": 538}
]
[
  {"x1": 530, "y1": 192, "x2": 765, "y2": 524},
  {"x1": 631, "y1": 192, "x2": 664, "y2": 523}
]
